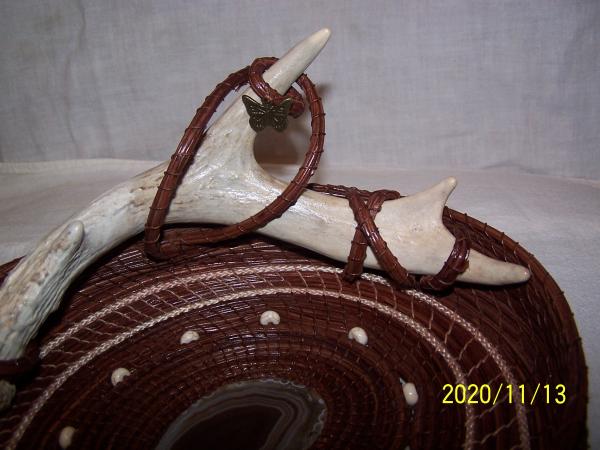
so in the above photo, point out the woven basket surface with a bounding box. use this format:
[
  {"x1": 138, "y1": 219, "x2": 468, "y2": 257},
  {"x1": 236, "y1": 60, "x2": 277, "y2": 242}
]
[{"x1": 0, "y1": 208, "x2": 587, "y2": 449}]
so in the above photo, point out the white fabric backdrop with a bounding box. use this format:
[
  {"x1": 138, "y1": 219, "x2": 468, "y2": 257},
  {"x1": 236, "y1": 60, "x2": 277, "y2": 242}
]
[{"x1": 1, "y1": 0, "x2": 599, "y2": 178}]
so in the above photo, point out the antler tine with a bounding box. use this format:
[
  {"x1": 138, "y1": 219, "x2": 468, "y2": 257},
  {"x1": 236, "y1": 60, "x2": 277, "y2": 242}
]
[{"x1": 188, "y1": 28, "x2": 331, "y2": 174}]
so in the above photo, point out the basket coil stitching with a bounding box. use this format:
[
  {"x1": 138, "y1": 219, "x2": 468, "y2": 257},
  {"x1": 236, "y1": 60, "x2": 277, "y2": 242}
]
[{"x1": 6, "y1": 264, "x2": 529, "y2": 450}]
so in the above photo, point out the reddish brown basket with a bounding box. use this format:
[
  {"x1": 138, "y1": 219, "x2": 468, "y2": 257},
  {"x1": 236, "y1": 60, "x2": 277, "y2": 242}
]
[
  {"x1": 0, "y1": 53, "x2": 587, "y2": 450},
  {"x1": 0, "y1": 206, "x2": 587, "y2": 449}
]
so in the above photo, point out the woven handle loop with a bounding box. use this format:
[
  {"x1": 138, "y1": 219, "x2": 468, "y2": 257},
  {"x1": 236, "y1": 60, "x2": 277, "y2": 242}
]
[
  {"x1": 144, "y1": 59, "x2": 470, "y2": 291},
  {"x1": 307, "y1": 183, "x2": 471, "y2": 291},
  {"x1": 143, "y1": 57, "x2": 324, "y2": 260}
]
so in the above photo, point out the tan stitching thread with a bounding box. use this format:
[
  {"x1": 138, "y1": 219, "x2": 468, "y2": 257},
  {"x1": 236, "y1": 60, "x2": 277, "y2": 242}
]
[{"x1": 10, "y1": 285, "x2": 472, "y2": 450}]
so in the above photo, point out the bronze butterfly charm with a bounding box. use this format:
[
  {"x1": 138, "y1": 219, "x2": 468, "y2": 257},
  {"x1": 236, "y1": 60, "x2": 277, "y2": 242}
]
[{"x1": 242, "y1": 95, "x2": 292, "y2": 132}]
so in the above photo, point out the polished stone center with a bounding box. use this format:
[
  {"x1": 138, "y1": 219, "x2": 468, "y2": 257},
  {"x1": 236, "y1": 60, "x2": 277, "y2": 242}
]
[{"x1": 156, "y1": 379, "x2": 326, "y2": 450}]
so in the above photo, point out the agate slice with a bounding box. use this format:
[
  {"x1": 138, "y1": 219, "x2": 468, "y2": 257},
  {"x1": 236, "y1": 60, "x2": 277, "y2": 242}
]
[{"x1": 156, "y1": 379, "x2": 326, "y2": 450}]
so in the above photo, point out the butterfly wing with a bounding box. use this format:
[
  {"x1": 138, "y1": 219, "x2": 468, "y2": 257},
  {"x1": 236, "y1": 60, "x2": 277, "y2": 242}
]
[
  {"x1": 269, "y1": 98, "x2": 292, "y2": 132},
  {"x1": 242, "y1": 95, "x2": 267, "y2": 131},
  {"x1": 243, "y1": 95, "x2": 292, "y2": 132}
]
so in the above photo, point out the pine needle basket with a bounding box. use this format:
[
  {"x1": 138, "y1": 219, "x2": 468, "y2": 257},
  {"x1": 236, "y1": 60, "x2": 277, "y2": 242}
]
[{"x1": 0, "y1": 206, "x2": 587, "y2": 449}]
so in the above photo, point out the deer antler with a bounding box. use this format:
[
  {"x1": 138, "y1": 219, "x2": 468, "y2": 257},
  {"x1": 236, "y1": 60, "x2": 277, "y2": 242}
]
[{"x1": 0, "y1": 29, "x2": 529, "y2": 360}]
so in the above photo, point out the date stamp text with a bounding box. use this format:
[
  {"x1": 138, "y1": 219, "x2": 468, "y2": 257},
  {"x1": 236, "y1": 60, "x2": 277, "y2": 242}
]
[{"x1": 442, "y1": 383, "x2": 566, "y2": 405}]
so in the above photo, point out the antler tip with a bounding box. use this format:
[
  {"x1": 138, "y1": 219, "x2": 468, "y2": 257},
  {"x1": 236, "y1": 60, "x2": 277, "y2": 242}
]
[
  {"x1": 446, "y1": 176, "x2": 457, "y2": 189},
  {"x1": 315, "y1": 27, "x2": 331, "y2": 41},
  {"x1": 514, "y1": 265, "x2": 531, "y2": 282}
]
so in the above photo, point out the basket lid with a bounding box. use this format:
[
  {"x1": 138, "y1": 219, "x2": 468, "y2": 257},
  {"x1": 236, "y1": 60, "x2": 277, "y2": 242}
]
[{"x1": 0, "y1": 210, "x2": 587, "y2": 449}]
